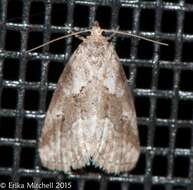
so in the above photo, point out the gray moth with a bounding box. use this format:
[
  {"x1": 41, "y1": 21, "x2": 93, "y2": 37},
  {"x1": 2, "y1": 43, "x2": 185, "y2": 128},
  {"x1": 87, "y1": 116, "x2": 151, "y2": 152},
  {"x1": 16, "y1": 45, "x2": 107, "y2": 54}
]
[{"x1": 39, "y1": 22, "x2": 140, "y2": 174}]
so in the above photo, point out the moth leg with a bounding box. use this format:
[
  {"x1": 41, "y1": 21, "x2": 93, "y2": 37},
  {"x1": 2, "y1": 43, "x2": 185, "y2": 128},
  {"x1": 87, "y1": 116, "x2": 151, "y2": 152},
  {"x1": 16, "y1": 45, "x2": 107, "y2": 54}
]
[
  {"x1": 75, "y1": 35, "x2": 85, "y2": 41},
  {"x1": 107, "y1": 26, "x2": 120, "y2": 41}
]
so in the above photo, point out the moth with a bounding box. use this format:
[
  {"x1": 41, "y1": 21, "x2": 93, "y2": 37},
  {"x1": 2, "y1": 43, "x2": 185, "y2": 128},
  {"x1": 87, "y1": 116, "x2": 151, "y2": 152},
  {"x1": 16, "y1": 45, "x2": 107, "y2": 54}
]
[{"x1": 39, "y1": 22, "x2": 140, "y2": 174}]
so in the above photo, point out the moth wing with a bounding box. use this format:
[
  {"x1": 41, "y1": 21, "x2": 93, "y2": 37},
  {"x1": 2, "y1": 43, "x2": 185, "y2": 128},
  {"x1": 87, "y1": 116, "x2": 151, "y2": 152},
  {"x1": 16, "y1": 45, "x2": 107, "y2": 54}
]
[
  {"x1": 92, "y1": 47, "x2": 140, "y2": 173},
  {"x1": 39, "y1": 46, "x2": 90, "y2": 172}
]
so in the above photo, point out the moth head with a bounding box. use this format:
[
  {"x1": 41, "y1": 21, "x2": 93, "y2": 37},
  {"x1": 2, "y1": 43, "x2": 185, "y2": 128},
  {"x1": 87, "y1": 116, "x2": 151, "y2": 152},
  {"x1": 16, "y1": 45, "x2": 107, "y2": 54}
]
[{"x1": 90, "y1": 21, "x2": 103, "y2": 38}]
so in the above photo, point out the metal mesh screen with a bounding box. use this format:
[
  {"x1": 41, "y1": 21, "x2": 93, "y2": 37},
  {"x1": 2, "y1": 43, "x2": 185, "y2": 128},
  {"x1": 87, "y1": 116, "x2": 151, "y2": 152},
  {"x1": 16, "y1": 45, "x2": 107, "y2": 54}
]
[{"x1": 0, "y1": 0, "x2": 193, "y2": 189}]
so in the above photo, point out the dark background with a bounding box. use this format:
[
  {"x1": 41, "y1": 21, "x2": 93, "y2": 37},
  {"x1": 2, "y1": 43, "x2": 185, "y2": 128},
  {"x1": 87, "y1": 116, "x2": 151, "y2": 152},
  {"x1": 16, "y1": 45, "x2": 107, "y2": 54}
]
[{"x1": 0, "y1": 0, "x2": 193, "y2": 190}]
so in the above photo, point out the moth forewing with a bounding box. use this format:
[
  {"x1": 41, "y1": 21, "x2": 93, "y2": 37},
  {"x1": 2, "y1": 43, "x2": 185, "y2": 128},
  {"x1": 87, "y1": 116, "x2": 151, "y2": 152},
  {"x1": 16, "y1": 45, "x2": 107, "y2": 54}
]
[{"x1": 39, "y1": 22, "x2": 140, "y2": 174}]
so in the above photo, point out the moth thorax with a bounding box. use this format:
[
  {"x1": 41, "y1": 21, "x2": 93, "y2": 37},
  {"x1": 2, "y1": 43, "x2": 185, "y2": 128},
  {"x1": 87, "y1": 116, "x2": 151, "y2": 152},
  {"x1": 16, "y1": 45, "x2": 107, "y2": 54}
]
[{"x1": 88, "y1": 25, "x2": 106, "y2": 42}]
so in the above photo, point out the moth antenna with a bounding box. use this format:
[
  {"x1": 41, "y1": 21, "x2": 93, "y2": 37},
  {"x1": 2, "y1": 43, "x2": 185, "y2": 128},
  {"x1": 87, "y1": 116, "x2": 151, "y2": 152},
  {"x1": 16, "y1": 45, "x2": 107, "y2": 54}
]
[
  {"x1": 103, "y1": 29, "x2": 168, "y2": 46},
  {"x1": 26, "y1": 30, "x2": 90, "y2": 52}
]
